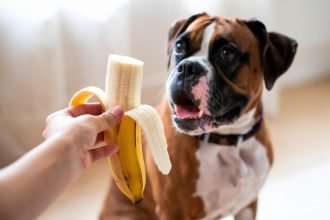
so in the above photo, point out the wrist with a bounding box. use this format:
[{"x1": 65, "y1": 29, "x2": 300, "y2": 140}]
[{"x1": 43, "y1": 134, "x2": 86, "y2": 179}]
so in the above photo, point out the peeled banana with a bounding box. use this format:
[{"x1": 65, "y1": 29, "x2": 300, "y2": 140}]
[{"x1": 69, "y1": 54, "x2": 171, "y2": 203}]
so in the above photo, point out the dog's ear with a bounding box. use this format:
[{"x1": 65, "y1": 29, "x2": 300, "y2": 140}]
[
  {"x1": 245, "y1": 20, "x2": 298, "y2": 90},
  {"x1": 167, "y1": 12, "x2": 208, "y2": 55},
  {"x1": 167, "y1": 13, "x2": 209, "y2": 68},
  {"x1": 167, "y1": 19, "x2": 186, "y2": 55}
]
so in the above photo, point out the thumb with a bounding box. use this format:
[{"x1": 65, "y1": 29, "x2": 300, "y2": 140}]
[{"x1": 93, "y1": 105, "x2": 124, "y2": 133}]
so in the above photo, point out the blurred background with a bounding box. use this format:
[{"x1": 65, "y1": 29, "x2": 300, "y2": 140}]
[{"x1": 0, "y1": 0, "x2": 329, "y2": 219}]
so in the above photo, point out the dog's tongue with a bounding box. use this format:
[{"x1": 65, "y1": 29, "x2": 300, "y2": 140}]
[{"x1": 175, "y1": 105, "x2": 203, "y2": 119}]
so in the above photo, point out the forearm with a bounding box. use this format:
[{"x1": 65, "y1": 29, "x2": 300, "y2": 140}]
[{"x1": 0, "y1": 135, "x2": 83, "y2": 220}]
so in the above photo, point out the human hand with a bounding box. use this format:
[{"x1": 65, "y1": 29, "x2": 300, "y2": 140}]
[{"x1": 42, "y1": 103, "x2": 124, "y2": 170}]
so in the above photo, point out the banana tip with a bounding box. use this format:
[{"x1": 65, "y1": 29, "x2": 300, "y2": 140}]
[{"x1": 134, "y1": 198, "x2": 144, "y2": 204}]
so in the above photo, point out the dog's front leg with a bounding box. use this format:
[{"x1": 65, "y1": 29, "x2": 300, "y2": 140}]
[{"x1": 234, "y1": 199, "x2": 258, "y2": 220}]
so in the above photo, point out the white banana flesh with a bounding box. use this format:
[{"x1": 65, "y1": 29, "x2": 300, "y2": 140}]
[{"x1": 69, "y1": 54, "x2": 171, "y2": 203}]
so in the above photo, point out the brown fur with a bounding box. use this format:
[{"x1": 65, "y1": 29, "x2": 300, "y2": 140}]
[
  {"x1": 209, "y1": 18, "x2": 264, "y2": 98},
  {"x1": 100, "y1": 98, "x2": 273, "y2": 220},
  {"x1": 100, "y1": 14, "x2": 296, "y2": 219},
  {"x1": 100, "y1": 18, "x2": 269, "y2": 219},
  {"x1": 147, "y1": 98, "x2": 205, "y2": 219}
]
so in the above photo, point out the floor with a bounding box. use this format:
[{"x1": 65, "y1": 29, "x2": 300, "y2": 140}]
[
  {"x1": 39, "y1": 79, "x2": 330, "y2": 220},
  {"x1": 258, "y1": 79, "x2": 330, "y2": 220}
]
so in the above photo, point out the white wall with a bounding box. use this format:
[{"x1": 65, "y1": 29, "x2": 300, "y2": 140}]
[
  {"x1": 128, "y1": 0, "x2": 330, "y2": 91},
  {"x1": 126, "y1": 0, "x2": 330, "y2": 117},
  {"x1": 1, "y1": 0, "x2": 329, "y2": 166},
  {"x1": 128, "y1": 1, "x2": 186, "y2": 105},
  {"x1": 269, "y1": 0, "x2": 330, "y2": 87},
  {"x1": 0, "y1": 3, "x2": 132, "y2": 166}
]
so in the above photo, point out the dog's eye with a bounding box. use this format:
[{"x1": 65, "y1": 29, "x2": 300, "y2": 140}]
[
  {"x1": 174, "y1": 40, "x2": 186, "y2": 54},
  {"x1": 220, "y1": 46, "x2": 236, "y2": 62}
]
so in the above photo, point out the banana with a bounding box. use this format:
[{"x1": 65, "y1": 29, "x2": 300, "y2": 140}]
[{"x1": 69, "y1": 54, "x2": 171, "y2": 203}]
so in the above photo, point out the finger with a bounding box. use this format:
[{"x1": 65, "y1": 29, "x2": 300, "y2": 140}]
[
  {"x1": 46, "y1": 103, "x2": 104, "y2": 123},
  {"x1": 95, "y1": 132, "x2": 104, "y2": 145},
  {"x1": 45, "y1": 109, "x2": 68, "y2": 124},
  {"x1": 92, "y1": 106, "x2": 124, "y2": 133},
  {"x1": 42, "y1": 129, "x2": 47, "y2": 139},
  {"x1": 90, "y1": 144, "x2": 119, "y2": 162},
  {"x1": 66, "y1": 103, "x2": 104, "y2": 117}
]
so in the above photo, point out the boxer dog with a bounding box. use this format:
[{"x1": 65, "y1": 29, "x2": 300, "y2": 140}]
[{"x1": 100, "y1": 13, "x2": 297, "y2": 220}]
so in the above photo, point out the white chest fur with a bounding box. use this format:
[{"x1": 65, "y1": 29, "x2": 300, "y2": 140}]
[{"x1": 194, "y1": 138, "x2": 270, "y2": 219}]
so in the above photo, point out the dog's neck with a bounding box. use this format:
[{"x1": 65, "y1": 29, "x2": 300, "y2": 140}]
[
  {"x1": 214, "y1": 108, "x2": 258, "y2": 135},
  {"x1": 196, "y1": 108, "x2": 263, "y2": 146}
]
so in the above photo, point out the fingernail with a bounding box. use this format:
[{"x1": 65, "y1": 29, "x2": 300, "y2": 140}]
[{"x1": 110, "y1": 106, "x2": 124, "y2": 119}]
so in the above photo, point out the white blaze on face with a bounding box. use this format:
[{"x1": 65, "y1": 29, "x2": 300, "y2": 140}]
[
  {"x1": 167, "y1": 21, "x2": 226, "y2": 135},
  {"x1": 193, "y1": 22, "x2": 216, "y2": 58},
  {"x1": 187, "y1": 22, "x2": 216, "y2": 115},
  {"x1": 167, "y1": 22, "x2": 216, "y2": 113}
]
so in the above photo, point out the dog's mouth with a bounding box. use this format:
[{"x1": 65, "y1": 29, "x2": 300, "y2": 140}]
[
  {"x1": 171, "y1": 95, "x2": 243, "y2": 135},
  {"x1": 171, "y1": 94, "x2": 211, "y2": 134},
  {"x1": 174, "y1": 104, "x2": 204, "y2": 119},
  {"x1": 171, "y1": 93, "x2": 204, "y2": 119}
]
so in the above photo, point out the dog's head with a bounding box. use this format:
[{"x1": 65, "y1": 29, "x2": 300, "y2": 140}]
[{"x1": 166, "y1": 13, "x2": 297, "y2": 135}]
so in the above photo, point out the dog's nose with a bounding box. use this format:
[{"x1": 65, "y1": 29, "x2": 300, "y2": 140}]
[{"x1": 176, "y1": 60, "x2": 204, "y2": 76}]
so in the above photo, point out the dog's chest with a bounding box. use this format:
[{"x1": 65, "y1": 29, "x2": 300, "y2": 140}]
[{"x1": 194, "y1": 137, "x2": 270, "y2": 219}]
